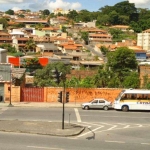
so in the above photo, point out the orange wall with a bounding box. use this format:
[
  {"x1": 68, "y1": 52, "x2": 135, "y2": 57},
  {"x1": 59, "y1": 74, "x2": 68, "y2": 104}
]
[
  {"x1": 44, "y1": 87, "x2": 122, "y2": 103},
  {"x1": 4, "y1": 83, "x2": 20, "y2": 102},
  {"x1": 4, "y1": 85, "x2": 122, "y2": 103}
]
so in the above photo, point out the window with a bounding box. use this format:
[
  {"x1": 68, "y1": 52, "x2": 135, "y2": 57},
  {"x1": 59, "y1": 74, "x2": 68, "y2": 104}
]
[
  {"x1": 99, "y1": 100, "x2": 105, "y2": 103},
  {"x1": 92, "y1": 100, "x2": 98, "y2": 103}
]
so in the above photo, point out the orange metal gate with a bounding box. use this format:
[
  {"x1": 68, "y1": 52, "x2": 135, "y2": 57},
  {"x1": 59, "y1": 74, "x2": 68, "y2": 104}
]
[{"x1": 21, "y1": 87, "x2": 44, "y2": 102}]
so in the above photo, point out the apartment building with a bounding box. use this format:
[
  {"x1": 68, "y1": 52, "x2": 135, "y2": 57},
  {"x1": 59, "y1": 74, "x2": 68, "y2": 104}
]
[{"x1": 137, "y1": 29, "x2": 150, "y2": 51}]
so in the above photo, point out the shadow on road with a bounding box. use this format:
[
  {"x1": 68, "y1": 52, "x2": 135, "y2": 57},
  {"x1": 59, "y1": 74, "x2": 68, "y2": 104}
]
[{"x1": 86, "y1": 127, "x2": 95, "y2": 140}]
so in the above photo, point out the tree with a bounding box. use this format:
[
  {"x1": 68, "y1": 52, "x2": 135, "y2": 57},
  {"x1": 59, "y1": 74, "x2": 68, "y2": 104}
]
[
  {"x1": 113, "y1": 1, "x2": 137, "y2": 16},
  {"x1": 109, "y1": 28, "x2": 123, "y2": 41},
  {"x1": 96, "y1": 14, "x2": 109, "y2": 26},
  {"x1": 24, "y1": 39, "x2": 36, "y2": 52},
  {"x1": 5, "y1": 9, "x2": 14, "y2": 15},
  {"x1": 100, "y1": 46, "x2": 109, "y2": 56},
  {"x1": 80, "y1": 31, "x2": 89, "y2": 44},
  {"x1": 22, "y1": 57, "x2": 42, "y2": 74},
  {"x1": 108, "y1": 11, "x2": 120, "y2": 25},
  {"x1": 0, "y1": 18, "x2": 8, "y2": 29},
  {"x1": 34, "y1": 62, "x2": 71, "y2": 87},
  {"x1": 0, "y1": 43, "x2": 17, "y2": 53},
  {"x1": 122, "y1": 72, "x2": 140, "y2": 88},
  {"x1": 107, "y1": 47, "x2": 138, "y2": 86},
  {"x1": 61, "y1": 26, "x2": 67, "y2": 33},
  {"x1": 67, "y1": 10, "x2": 78, "y2": 20},
  {"x1": 42, "y1": 9, "x2": 50, "y2": 15}
]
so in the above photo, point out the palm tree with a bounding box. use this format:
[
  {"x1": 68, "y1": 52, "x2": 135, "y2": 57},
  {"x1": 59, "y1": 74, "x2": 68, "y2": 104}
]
[{"x1": 24, "y1": 39, "x2": 37, "y2": 53}]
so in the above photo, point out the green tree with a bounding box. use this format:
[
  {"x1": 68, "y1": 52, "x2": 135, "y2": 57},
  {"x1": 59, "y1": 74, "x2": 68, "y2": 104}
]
[
  {"x1": 108, "y1": 11, "x2": 120, "y2": 25},
  {"x1": 67, "y1": 10, "x2": 78, "y2": 20},
  {"x1": 80, "y1": 31, "x2": 89, "y2": 44},
  {"x1": 79, "y1": 76, "x2": 95, "y2": 88},
  {"x1": 18, "y1": 14, "x2": 25, "y2": 18},
  {"x1": 96, "y1": 14, "x2": 109, "y2": 26},
  {"x1": 22, "y1": 57, "x2": 42, "y2": 74},
  {"x1": 107, "y1": 47, "x2": 138, "y2": 86},
  {"x1": 100, "y1": 46, "x2": 109, "y2": 56},
  {"x1": 109, "y1": 28, "x2": 123, "y2": 41},
  {"x1": 42, "y1": 9, "x2": 50, "y2": 15},
  {"x1": 34, "y1": 62, "x2": 71, "y2": 87},
  {"x1": 0, "y1": 18, "x2": 8, "y2": 29},
  {"x1": 113, "y1": 1, "x2": 137, "y2": 16},
  {"x1": 122, "y1": 72, "x2": 140, "y2": 88},
  {"x1": 24, "y1": 39, "x2": 36, "y2": 52},
  {"x1": 61, "y1": 26, "x2": 67, "y2": 33},
  {"x1": 0, "y1": 43, "x2": 17, "y2": 53},
  {"x1": 5, "y1": 9, "x2": 14, "y2": 15}
]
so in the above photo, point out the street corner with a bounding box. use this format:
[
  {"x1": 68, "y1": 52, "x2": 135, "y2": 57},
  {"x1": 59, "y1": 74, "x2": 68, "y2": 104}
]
[{"x1": 0, "y1": 120, "x2": 85, "y2": 137}]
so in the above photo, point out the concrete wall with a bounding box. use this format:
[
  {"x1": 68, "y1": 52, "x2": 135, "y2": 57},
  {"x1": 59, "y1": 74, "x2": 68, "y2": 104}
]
[
  {"x1": 44, "y1": 87, "x2": 122, "y2": 103},
  {"x1": 4, "y1": 86, "x2": 122, "y2": 103},
  {"x1": 4, "y1": 83, "x2": 20, "y2": 103}
]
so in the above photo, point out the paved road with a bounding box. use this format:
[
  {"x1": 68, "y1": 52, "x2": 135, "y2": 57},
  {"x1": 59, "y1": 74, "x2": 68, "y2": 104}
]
[{"x1": 0, "y1": 107, "x2": 150, "y2": 150}]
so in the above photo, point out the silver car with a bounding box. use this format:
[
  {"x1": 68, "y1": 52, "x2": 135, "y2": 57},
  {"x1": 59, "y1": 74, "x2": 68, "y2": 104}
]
[{"x1": 82, "y1": 98, "x2": 112, "y2": 110}]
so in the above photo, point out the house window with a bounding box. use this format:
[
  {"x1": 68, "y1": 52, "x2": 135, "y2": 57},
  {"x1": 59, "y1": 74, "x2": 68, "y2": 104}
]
[{"x1": 137, "y1": 54, "x2": 140, "y2": 56}]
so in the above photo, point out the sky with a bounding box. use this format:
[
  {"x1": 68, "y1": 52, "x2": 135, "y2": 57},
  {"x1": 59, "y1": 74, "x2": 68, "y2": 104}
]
[{"x1": 0, "y1": 0, "x2": 150, "y2": 12}]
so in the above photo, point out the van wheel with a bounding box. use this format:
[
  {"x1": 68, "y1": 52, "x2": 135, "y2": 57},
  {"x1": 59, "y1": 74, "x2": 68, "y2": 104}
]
[
  {"x1": 103, "y1": 106, "x2": 108, "y2": 111},
  {"x1": 122, "y1": 106, "x2": 129, "y2": 112},
  {"x1": 84, "y1": 106, "x2": 89, "y2": 110}
]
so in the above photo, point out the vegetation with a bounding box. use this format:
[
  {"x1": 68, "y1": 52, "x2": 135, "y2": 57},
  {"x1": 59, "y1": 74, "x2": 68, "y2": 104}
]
[
  {"x1": 24, "y1": 39, "x2": 37, "y2": 52},
  {"x1": 5, "y1": 9, "x2": 14, "y2": 15},
  {"x1": 34, "y1": 62, "x2": 71, "y2": 87},
  {"x1": 0, "y1": 43, "x2": 17, "y2": 54},
  {"x1": 32, "y1": 47, "x2": 139, "y2": 88}
]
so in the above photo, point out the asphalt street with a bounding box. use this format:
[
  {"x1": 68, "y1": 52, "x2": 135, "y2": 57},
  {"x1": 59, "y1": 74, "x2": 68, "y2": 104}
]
[{"x1": 0, "y1": 105, "x2": 150, "y2": 150}]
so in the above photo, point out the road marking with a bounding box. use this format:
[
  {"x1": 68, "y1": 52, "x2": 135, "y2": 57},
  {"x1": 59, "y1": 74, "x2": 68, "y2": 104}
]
[
  {"x1": 136, "y1": 124, "x2": 143, "y2": 127},
  {"x1": 82, "y1": 122, "x2": 104, "y2": 126},
  {"x1": 105, "y1": 140, "x2": 125, "y2": 143},
  {"x1": 124, "y1": 125, "x2": 130, "y2": 128},
  {"x1": 78, "y1": 126, "x2": 104, "y2": 137},
  {"x1": 141, "y1": 143, "x2": 150, "y2": 145},
  {"x1": 107, "y1": 125, "x2": 117, "y2": 130},
  {"x1": 27, "y1": 146, "x2": 63, "y2": 149},
  {"x1": 74, "y1": 108, "x2": 81, "y2": 122}
]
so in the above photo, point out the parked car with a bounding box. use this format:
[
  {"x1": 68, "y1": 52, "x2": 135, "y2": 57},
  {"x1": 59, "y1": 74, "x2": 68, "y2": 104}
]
[{"x1": 81, "y1": 98, "x2": 112, "y2": 110}]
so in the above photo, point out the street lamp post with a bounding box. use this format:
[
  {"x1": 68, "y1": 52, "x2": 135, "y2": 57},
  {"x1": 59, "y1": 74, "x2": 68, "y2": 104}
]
[{"x1": 8, "y1": 64, "x2": 13, "y2": 107}]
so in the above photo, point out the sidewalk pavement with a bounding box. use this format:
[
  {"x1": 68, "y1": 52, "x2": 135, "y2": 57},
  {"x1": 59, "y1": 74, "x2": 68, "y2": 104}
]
[
  {"x1": 0, "y1": 120, "x2": 85, "y2": 137},
  {"x1": 0, "y1": 102, "x2": 85, "y2": 136},
  {"x1": 0, "y1": 102, "x2": 82, "y2": 108}
]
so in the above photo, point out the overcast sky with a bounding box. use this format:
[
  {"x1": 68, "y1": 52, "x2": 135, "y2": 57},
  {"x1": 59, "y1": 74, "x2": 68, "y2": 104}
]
[{"x1": 0, "y1": 0, "x2": 150, "y2": 12}]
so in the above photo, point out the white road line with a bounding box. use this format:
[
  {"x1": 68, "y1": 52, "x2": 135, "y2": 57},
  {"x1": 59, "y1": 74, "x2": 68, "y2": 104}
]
[
  {"x1": 27, "y1": 146, "x2": 63, "y2": 149},
  {"x1": 107, "y1": 125, "x2": 117, "y2": 130},
  {"x1": 136, "y1": 124, "x2": 143, "y2": 127},
  {"x1": 82, "y1": 122, "x2": 104, "y2": 126},
  {"x1": 74, "y1": 108, "x2": 81, "y2": 122},
  {"x1": 78, "y1": 125, "x2": 104, "y2": 137},
  {"x1": 141, "y1": 143, "x2": 150, "y2": 145},
  {"x1": 105, "y1": 140, "x2": 125, "y2": 143},
  {"x1": 99, "y1": 122, "x2": 113, "y2": 125},
  {"x1": 124, "y1": 125, "x2": 130, "y2": 128}
]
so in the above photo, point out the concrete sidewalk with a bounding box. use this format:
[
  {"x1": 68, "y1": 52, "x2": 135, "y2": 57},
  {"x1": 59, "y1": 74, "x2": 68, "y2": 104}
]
[
  {"x1": 0, "y1": 120, "x2": 85, "y2": 137},
  {"x1": 0, "y1": 102, "x2": 82, "y2": 108},
  {"x1": 0, "y1": 102, "x2": 85, "y2": 136}
]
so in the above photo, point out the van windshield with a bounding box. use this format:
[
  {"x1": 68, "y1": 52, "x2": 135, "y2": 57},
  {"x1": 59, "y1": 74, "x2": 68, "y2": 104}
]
[{"x1": 115, "y1": 90, "x2": 125, "y2": 101}]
